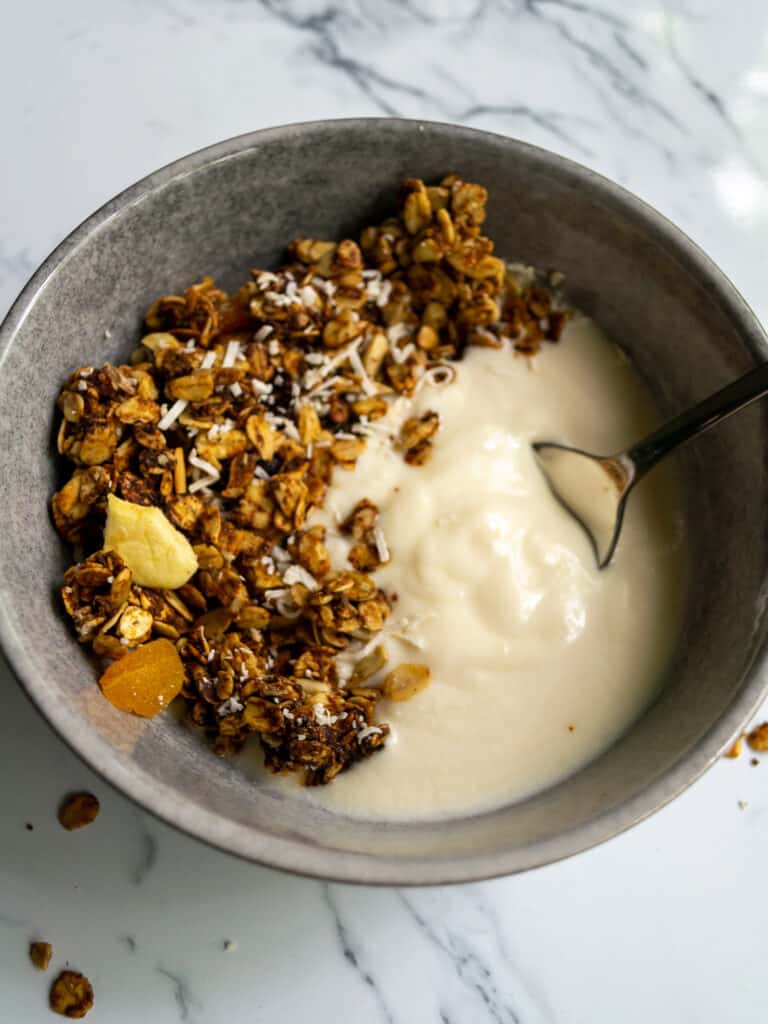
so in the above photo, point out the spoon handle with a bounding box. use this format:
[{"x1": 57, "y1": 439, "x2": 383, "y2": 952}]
[{"x1": 628, "y1": 361, "x2": 768, "y2": 479}]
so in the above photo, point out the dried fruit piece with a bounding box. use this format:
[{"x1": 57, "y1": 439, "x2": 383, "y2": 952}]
[
  {"x1": 382, "y1": 663, "x2": 431, "y2": 702},
  {"x1": 98, "y1": 638, "x2": 185, "y2": 718},
  {"x1": 104, "y1": 493, "x2": 198, "y2": 589},
  {"x1": 50, "y1": 970, "x2": 94, "y2": 1018},
  {"x1": 58, "y1": 792, "x2": 100, "y2": 831},
  {"x1": 29, "y1": 940, "x2": 53, "y2": 970}
]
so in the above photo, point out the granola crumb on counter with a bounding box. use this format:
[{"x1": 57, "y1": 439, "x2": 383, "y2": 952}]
[
  {"x1": 57, "y1": 792, "x2": 100, "y2": 831},
  {"x1": 49, "y1": 970, "x2": 94, "y2": 1018},
  {"x1": 29, "y1": 941, "x2": 53, "y2": 971},
  {"x1": 724, "y1": 736, "x2": 743, "y2": 759},
  {"x1": 51, "y1": 175, "x2": 568, "y2": 787},
  {"x1": 746, "y1": 722, "x2": 768, "y2": 752}
]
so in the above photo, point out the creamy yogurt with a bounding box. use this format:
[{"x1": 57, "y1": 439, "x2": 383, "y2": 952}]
[{"x1": 300, "y1": 314, "x2": 688, "y2": 822}]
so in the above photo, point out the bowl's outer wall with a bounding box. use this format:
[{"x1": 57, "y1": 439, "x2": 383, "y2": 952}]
[{"x1": 2, "y1": 120, "x2": 768, "y2": 883}]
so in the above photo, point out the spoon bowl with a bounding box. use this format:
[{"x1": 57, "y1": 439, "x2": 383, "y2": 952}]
[
  {"x1": 533, "y1": 443, "x2": 634, "y2": 568},
  {"x1": 534, "y1": 359, "x2": 768, "y2": 568}
]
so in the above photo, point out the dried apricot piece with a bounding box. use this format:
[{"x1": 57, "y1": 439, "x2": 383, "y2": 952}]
[{"x1": 98, "y1": 638, "x2": 184, "y2": 718}]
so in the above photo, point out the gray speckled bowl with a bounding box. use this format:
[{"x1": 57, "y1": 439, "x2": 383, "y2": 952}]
[{"x1": 2, "y1": 119, "x2": 768, "y2": 884}]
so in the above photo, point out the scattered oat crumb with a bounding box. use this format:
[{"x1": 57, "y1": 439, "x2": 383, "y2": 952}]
[
  {"x1": 567, "y1": 724, "x2": 575, "y2": 733},
  {"x1": 724, "y1": 736, "x2": 743, "y2": 759},
  {"x1": 751, "y1": 758, "x2": 760, "y2": 766},
  {"x1": 223, "y1": 939, "x2": 238, "y2": 952},
  {"x1": 738, "y1": 800, "x2": 749, "y2": 811},
  {"x1": 57, "y1": 792, "x2": 100, "y2": 831},
  {"x1": 747, "y1": 722, "x2": 768, "y2": 752},
  {"x1": 29, "y1": 941, "x2": 53, "y2": 971},
  {"x1": 49, "y1": 969, "x2": 94, "y2": 1018}
]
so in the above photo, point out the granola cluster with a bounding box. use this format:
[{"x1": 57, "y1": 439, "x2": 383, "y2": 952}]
[{"x1": 53, "y1": 175, "x2": 566, "y2": 786}]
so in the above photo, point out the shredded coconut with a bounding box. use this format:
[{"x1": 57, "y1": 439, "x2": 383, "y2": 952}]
[
  {"x1": 373, "y1": 526, "x2": 390, "y2": 563},
  {"x1": 217, "y1": 697, "x2": 244, "y2": 717},
  {"x1": 157, "y1": 398, "x2": 188, "y2": 431},
  {"x1": 357, "y1": 725, "x2": 383, "y2": 742},
  {"x1": 222, "y1": 340, "x2": 240, "y2": 368},
  {"x1": 348, "y1": 345, "x2": 379, "y2": 396},
  {"x1": 314, "y1": 703, "x2": 339, "y2": 727},
  {"x1": 282, "y1": 565, "x2": 318, "y2": 590}
]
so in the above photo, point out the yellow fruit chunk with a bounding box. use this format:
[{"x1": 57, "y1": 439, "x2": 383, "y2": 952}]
[
  {"x1": 99, "y1": 638, "x2": 185, "y2": 718},
  {"x1": 104, "y1": 493, "x2": 197, "y2": 589}
]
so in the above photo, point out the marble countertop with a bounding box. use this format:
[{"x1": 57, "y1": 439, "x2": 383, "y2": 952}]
[{"x1": 3, "y1": 1, "x2": 768, "y2": 1020}]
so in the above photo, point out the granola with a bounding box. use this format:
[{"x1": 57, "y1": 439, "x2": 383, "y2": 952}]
[
  {"x1": 49, "y1": 970, "x2": 94, "y2": 1019},
  {"x1": 29, "y1": 941, "x2": 53, "y2": 971},
  {"x1": 747, "y1": 722, "x2": 768, "y2": 752},
  {"x1": 57, "y1": 792, "x2": 100, "y2": 831},
  {"x1": 52, "y1": 176, "x2": 566, "y2": 787}
]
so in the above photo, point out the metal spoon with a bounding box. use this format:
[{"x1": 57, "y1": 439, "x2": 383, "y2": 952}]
[{"x1": 533, "y1": 362, "x2": 768, "y2": 569}]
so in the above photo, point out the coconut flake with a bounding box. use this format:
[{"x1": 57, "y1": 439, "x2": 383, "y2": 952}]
[
  {"x1": 189, "y1": 452, "x2": 219, "y2": 478},
  {"x1": 251, "y1": 378, "x2": 273, "y2": 397},
  {"x1": 373, "y1": 526, "x2": 390, "y2": 563},
  {"x1": 386, "y1": 323, "x2": 411, "y2": 345},
  {"x1": 217, "y1": 697, "x2": 244, "y2": 717},
  {"x1": 423, "y1": 364, "x2": 457, "y2": 388},
  {"x1": 257, "y1": 272, "x2": 279, "y2": 290},
  {"x1": 282, "y1": 565, "x2": 318, "y2": 590},
  {"x1": 267, "y1": 415, "x2": 300, "y2": 441},
  {"x1": 314, "y1": 702, "x2": 339, "y2": 727},
  {"x1": 390, "y1": 342, "x2": 414, "y2": 365},
  {"x1": 357, "y1": 725, "x2": 383, "y2": 742},
  {"x1": 222, "y1": 340, "x2": 240, "y2": 368},
  {"x1": 375, "y1": 279, "x2": 392, "y2": 308},
  {"x1": 188, "y1": 476, "x2": 217, "y2": 494},
  {"x1": 348, "y1": 345, "x2": 379, "y2": 396},
  {"x1": 300, "y1": 285, "x2": 318, "y2": 307},
  {"x1": 157, "y1": 398, "x2": 189, "y2": 431}
]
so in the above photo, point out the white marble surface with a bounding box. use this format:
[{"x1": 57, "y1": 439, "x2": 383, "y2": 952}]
[{"x1": 3, "y1": 1, "x2": 768, "y2": 1020}]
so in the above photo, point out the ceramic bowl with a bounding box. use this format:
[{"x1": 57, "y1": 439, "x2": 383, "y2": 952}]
[{"x1": 2, "y1": 119, "x2": 767, "y2": 884}]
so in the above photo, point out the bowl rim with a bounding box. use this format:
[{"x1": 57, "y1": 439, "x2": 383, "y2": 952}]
[{"x1": 2, "y1": 116, "x2": 768, "y2": 885}]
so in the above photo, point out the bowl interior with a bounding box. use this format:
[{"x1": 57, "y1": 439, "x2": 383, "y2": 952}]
[{"x1": 2, "y1": 120, "x2": 768, "y2": 883}]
